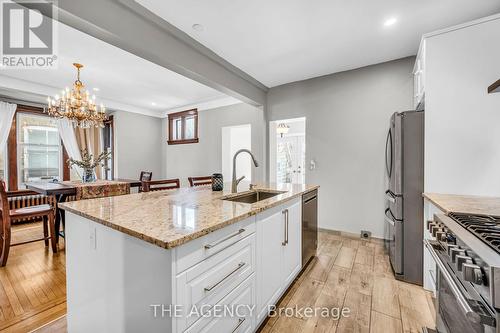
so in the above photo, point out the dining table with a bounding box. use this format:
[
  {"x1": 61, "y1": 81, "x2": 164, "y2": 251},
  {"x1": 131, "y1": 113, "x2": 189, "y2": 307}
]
[{"x1": 25, "y1": 179, "x2": 141, "y2": 243}]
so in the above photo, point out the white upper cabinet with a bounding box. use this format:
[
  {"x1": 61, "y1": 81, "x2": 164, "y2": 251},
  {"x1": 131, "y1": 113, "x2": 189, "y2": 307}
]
[{"x1": 413, "y1": 39, "x2": 426, "y2": 109}]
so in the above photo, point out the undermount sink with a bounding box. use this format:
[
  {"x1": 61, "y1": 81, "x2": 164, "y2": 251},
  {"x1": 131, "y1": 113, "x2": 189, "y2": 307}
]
[{"x1": 222, "y1": 190, "x2": 286, "y2": 204}]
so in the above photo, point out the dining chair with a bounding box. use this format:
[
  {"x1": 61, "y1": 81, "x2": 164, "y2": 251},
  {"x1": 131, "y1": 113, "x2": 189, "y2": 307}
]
[
  {"x1": 141, "y1": 179, "x2": 180, "y2": 192},
  {"x1": 139, "y1": 171, "x2": 153, "y2": 192},
  {"x1": 0, "y1": 180, "x2": 57, "y2": 267},
  {"x1": 188, "y1": 176, "x2": 212, "y2": 187}
]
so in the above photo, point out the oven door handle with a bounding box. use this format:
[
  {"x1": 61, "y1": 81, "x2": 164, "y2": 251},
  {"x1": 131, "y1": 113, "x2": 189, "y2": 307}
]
[{"x1": 424, "y1": 239, "x2": 481, "y2": 324}]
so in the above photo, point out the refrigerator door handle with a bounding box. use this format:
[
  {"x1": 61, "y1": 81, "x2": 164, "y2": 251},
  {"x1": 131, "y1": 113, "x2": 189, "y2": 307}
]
[
  {"x1": 385, "y1": 190, "x2": 396, "y2": 203},
  {"x1": 385, "y1": 129, "x2": 393, "y2": 178},
  {"x1": 384, "y1": 208, "x2": 395, "y2": 226}
]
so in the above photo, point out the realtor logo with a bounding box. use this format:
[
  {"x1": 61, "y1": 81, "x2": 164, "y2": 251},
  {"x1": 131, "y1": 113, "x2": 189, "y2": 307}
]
[{"x1": 1, "y1": 0, "x2": 57, "y2": 68}]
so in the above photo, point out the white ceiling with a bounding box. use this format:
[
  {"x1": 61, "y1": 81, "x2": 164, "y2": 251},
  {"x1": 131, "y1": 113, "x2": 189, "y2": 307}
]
[
  {"x1": 0, "y1": 21, "x2": 233, "y2": 117},
  {"x1": 136, "y1": 0, "x2": 500, "y2": 87}
]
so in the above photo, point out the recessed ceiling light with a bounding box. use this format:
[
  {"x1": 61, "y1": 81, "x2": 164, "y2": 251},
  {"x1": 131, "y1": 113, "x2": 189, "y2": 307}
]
[
  {"x1": 384, "y1": 17, "x2": 397, "y2": 27},
  {"x1": 93, "y1": 87, "x2": 100, "y2": 92},
  {"x1": 151, "y1": 102, "x2": 157, "y2": 106},
  {"x1": 192, "y1": 24, "x2": 204, "y2": 32}
]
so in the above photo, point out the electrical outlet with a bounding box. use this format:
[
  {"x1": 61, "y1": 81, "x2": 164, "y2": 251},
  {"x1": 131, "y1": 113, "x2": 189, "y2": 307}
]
[{"x1": 360, "y1": 230, "x2": 371, "y2": 239}]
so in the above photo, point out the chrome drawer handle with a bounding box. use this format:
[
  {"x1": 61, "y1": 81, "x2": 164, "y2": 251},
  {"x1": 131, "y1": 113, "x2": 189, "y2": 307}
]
[
  {"x1": 231, "y1": 318, "x2": 245, "y2": 333},
  {"x1": 204, "y1": 262, "x2": 246, "y2": 292},
  {"x1": 204, "y1": 229, "x2": 245, "y2": 249}
]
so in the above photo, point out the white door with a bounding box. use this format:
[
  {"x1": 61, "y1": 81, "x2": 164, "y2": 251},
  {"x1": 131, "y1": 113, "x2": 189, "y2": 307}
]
[
  {"x1": 276, "y1": 135, "x2": 305, "y2": 184},
  {"x1": 281, "y1": 200, "x2": 302, "y2": 286}
]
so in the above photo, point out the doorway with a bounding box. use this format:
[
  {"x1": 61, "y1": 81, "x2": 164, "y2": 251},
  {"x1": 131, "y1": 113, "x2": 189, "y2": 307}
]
[
  {"x1": 222, "y1": 124, "x2": 252, "y2": 183},
  {"x1": 269, "y1": 118, "x2": 306, "y2": 184}
]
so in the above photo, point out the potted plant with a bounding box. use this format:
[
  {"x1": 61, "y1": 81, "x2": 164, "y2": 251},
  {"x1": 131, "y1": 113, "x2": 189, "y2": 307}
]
[{"x1": 67, "y1": 149, "x2": 111, "y2": 182}]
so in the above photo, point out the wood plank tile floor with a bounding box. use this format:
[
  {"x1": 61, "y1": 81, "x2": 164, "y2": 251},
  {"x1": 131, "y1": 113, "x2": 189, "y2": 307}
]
[
  {"x1": 259, "y1": 231, "x2": 436, "y2": 333},
  {"x1": 1, "y1": 226, "x2": 436, "y2": 333}
]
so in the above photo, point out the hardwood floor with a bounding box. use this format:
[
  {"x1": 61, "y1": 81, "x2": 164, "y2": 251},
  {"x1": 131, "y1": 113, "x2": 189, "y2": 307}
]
[
  {"x1": 0, "y1": 222, "x2": 66, "y2": 333},
  {"x1": 0, "y1": 226, "x2": 435, "y2": 333}
]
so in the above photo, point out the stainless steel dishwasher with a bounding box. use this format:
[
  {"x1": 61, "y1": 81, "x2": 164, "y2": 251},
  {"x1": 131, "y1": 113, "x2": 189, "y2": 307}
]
[{"x1": 302, "y1": 189, "x2": 318, "y2": 267}]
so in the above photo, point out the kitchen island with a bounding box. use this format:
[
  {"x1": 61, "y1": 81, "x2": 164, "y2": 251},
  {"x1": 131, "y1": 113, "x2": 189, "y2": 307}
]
[{"x1": 60, "y1": 183, "x2": 318, "y2": 333}]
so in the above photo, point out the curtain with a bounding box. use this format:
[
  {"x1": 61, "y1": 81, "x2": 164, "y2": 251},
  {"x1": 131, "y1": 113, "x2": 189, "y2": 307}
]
[
  {"x1": 0, "y1": 102, "x2": 16, "y2": 150},
  {"x1": 57, "y1": 118, "x2": 82, "y2": 178},
  {"x1": 75, "y1": 127, "x2": 104, "y2": 179}
]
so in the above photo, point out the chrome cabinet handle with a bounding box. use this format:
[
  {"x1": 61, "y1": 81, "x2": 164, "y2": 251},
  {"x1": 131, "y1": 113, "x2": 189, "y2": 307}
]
[
  {"x1": 286, "y1": 209, "x2": 289, "y2": 245},
  {"x1": 204, "y1": 229, "x2": 245, "y2": 249},
  {"x1": 204, "y1": 262, "x2": 246, "y2": 292},
  {"x1": 424, "y1": 239, "x2": 480, "y2": 323},
  {"x1": 282, "y1": 209, "x2": 288, "y2": 246},
  {"x1": 231, "y1": 318, "x2": 245, "y2": 333}
]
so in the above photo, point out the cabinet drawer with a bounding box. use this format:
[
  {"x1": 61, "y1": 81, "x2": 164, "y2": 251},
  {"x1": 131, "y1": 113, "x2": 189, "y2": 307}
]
[
  {"x1": 176, "y1": 216, "x2": 256, "y2": 273},
  {"x1": 176, "y1": 234, "x2": 255, "y2": 330},
  {"x1": 184, "y1": 274, "x2": 255, "y2": 333}
]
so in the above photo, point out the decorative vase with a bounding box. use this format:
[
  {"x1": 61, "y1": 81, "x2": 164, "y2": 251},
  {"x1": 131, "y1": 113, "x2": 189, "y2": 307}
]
[
  {"x1": 212, "y1": 173, "x2": 223, "y2": 191},
  {"x1": 82, "y1": 169, "x2": 96, "y2": 183}
]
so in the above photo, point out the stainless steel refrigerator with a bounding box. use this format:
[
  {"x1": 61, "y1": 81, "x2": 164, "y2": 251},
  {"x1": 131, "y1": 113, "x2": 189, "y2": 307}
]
[{"x1": 384, "y1": 110, "x2": 424, "y2": 285}]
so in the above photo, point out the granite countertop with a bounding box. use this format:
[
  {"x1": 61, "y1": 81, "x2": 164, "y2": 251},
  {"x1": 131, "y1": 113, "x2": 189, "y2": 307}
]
[
  {"x1": 59, "y1": 183, "x2": 319, "y2": 249},
  {"x1": 423, "y1": 192, "x2": 500, "y2": 216}
]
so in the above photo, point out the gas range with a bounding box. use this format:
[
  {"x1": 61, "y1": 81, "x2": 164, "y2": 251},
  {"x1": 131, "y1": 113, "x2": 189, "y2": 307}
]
[
  {"x1": 425, "y1": 213, "x2": 500, "y2": 333},
  {"x1": 448, "y1": 213, "x2": 500, "y2": 254}
]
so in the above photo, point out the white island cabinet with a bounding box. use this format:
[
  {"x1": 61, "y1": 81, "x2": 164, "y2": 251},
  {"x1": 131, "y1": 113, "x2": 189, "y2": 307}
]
[
  {"x1": 255, "y1": 199, "x2": 301, "y2": 323},
  {"x1": 64, "y1": 195, "x2": 303, "y2": 333}
]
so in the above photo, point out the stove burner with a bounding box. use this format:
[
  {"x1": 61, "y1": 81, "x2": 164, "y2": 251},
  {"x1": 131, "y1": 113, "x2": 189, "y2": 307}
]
[{"x1": 448, "y1": 212, "x2": 500, "y2": 254}]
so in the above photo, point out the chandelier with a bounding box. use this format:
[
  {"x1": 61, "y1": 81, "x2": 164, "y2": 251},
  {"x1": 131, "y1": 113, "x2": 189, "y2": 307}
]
[
  {"x1": 276, "y1": 123, "x2": 290, "y2": 137},
  {"x1": 46, "y1": 63, "x2": 107, "y2": 128}
]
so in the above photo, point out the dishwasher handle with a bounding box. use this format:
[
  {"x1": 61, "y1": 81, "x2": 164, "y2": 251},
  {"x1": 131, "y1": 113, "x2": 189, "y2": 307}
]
[{"x1": 304, "y1": 195, "x2": 317, "y2": 205}]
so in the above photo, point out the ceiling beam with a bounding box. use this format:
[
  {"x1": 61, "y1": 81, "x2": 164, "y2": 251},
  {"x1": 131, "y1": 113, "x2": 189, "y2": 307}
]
[{"x1": 24, "y1": 0, "x2": 268, "y2": 107}]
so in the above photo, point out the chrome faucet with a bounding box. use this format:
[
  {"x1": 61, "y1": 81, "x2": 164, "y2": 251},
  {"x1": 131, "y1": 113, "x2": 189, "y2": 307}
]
[{"x1": 232, "y1": 149, "x2": 259, "y2": 193}]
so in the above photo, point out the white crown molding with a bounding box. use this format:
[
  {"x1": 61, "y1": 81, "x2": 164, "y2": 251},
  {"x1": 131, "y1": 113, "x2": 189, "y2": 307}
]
[
  {"x1": 420, "y1": 12, "x2": 500, "y2": 44},
  {"x1": 162, "y1": 97, "x2": 242, "y2": 117},
  {"x1": 0, "y1": 74, "x2": 164, "y2": 117}
]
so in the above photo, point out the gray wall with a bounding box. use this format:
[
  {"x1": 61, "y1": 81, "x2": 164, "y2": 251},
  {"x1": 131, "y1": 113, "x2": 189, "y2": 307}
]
[
  {"x1": 112, "y1": 111, "x2": 163, "y2": 179},
  {"x1": 267, "y1": 57, "x2": 414, "y2": 238},
  {"x1": 162, "y1": 103, "x2": 265, "y2": 187}
]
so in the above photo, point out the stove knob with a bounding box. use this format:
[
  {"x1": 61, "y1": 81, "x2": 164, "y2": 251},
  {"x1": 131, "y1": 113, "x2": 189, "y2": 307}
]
[
  {"x1": 455, "y1": 255, "x2": 473, "y2": 271},
  {"x1": 432, "y1": 227, "x2": 444, "y2": 238},
  {"x1": 463, "y1": 263, "x2": 483, "y2": 285},
  {"x1": 429, "y1": 223, "x2": 441, "y2": 234},
  {"x1": 435, "y1": 231, "x2": 446, "y2": 241},
  {"x1": 426, "y1": 220, "x2": 435, "y2": 230},
  {"x1": 450, "y1": 248, "x2": 465, "y2": 263},
  {"x1": 447, "y1": 244, "x2": 458, "y2": 256}
]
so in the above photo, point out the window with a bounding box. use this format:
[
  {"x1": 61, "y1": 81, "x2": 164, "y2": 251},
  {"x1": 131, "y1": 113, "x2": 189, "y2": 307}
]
[
  {"x1": 17, "y1": 113, "x2": 62, "y2": 187},
  {"x1": 0, "y1": 146, "x2": 5, "y2": 181},
  {"x1": 103, "y1": 115, "x2": 114, "y2": 180},
  {"x1": 167, "y1": 109, "x2": 199, "y2": 145}
]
